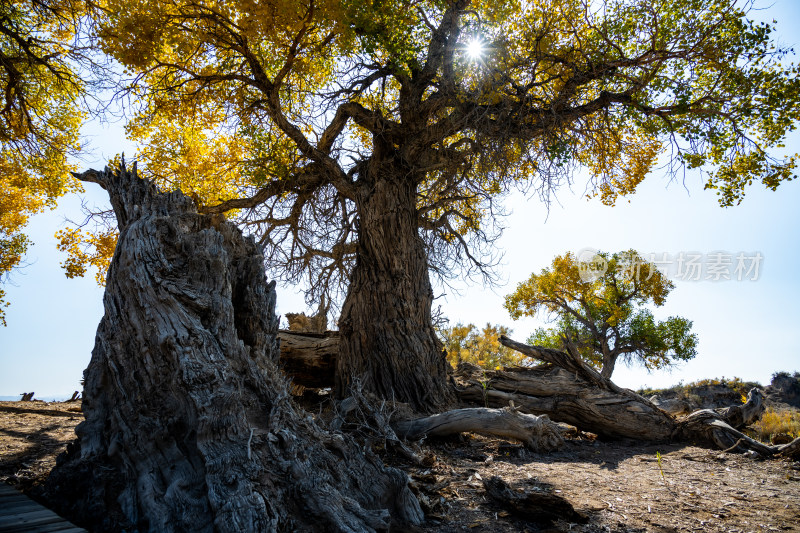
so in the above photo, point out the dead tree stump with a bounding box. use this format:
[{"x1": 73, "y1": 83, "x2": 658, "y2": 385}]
[{"x1": 43, "y1": 163, "x2": 422, "y2": 532}]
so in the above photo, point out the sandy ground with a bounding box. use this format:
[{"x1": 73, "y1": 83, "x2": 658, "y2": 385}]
[
  {"x1": 410, "y1": 435, "x2": 800, "y2": 532},
  {"x1": 1, "y1": 400, "x2": 798, "y2": 532},
  {"x1": 0, "y1": 401, "x2": 82, "y2": 491}
]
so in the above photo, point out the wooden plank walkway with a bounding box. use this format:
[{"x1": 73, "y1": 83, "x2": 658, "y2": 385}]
[{"x1": 0, "y1": 484, "x2": 86, "y2": 532}]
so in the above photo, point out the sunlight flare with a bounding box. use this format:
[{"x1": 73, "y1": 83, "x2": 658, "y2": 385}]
[{"x1": 466, "y1": 38, "x2": 484, "y2": 60}]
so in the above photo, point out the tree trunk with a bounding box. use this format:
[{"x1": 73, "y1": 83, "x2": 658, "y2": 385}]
[
  {"x1": 600, "y1": 349, "x2": 616, "y2": 380},
  {"x1": 43, "y1": 164, "x2": 422, "y2": 532},
  {"x1": 337, "y1": 167, "x2": 454, "y2": 412}
]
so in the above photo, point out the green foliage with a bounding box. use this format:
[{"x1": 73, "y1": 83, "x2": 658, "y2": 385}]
[
  {"x1": 437, "y1": 322, "x2": 526, "y2": 370},
  {"x1": 507, "y1": 250, "x2": 698, "y2": 378},
  {"x1": 656, "y1": 451, "x2": 666, "y2": 483}
]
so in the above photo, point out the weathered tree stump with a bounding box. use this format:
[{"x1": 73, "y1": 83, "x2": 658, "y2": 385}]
[{"x1": 43, "y1": 163, "x2": 422, "y2": 532}]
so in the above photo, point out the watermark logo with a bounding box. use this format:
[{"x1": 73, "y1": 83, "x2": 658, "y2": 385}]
[
  {"x1": 576, "y1": 249, "x2": 763, "y2": 282},
  {"x1": 577, "y1": 248, "x2": 608, "y2": 281}
]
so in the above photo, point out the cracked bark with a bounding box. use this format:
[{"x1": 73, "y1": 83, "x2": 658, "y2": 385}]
[{"x1": 42, "y1": 163, "x2": 422, "y2": 532}]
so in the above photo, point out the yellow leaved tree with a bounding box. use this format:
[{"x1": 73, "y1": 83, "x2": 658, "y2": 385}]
[
  {"x1": 53, "y1": 0, "x2": 800, "y2": 409},
  {"x1": 438, "y1": 322, "x2": 526, "y2": 369},
  {"x1": 0, "y1": 0, "x2": 88, "y2": 325},
  {"x1": 505, "y1": 251, "x2": 698, "y2": 379}
]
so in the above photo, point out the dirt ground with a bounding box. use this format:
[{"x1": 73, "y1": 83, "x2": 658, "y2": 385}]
[
  {"x1": 0, "y1": 401, "x2": 82, "y2": 491},
  {"x1": 1, "y1": 400, "x2": 798, "y2": 532}
]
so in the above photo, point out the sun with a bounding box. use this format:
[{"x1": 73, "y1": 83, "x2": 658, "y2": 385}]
[{"x1": 466, "y1": 38, "x2": 484, "y2": 60}]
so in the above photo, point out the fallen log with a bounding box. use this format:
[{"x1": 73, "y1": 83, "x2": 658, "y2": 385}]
[
  {"x1": 277, "y1": 330, "x2": 337, "y2": 389},
  {"x1": 649, "y1": 395, "x2": 690, "y2": 415},
  {"x1": 275, "y1": 329, "x2": 798, "y2": 457},
  {"x1": 393, "y1": 405, "x2": 564, "y2": 452},
  {"x1": 275, "y1": 323, "x2": 565, "y2": 450},
  {"x1": 455, "y1": 362, "x2": 675, "y2": 441},
  {"x1": 712, "y1": 388, "x2": 765, "y2": 429},
  {"x1": 493, "y1": 335, "x2": 800, "y2": 457}
]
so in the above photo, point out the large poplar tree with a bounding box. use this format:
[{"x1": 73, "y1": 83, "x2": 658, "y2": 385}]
[{"x1": 74, "y1": 0, "x2": 799, "y2": 410}]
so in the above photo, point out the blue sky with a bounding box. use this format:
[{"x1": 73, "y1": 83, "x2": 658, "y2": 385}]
[{"x1": 1, "y1": 0, "x2": 799, "y2": 398}]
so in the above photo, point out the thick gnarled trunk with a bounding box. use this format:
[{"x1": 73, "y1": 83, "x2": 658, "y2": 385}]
[
  {"x1": 43, "y1": 164, "x2": 422, "y2": 532},
  {"x1": 337, "y1": 170, "x2": 454, "y2": 412}
]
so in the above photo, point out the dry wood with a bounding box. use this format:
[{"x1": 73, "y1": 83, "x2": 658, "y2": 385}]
[
  {"x1": 493, "y1": 335, "x2": 799, "y2": 458},
  {"x1": 43, "y1": 163, "x2": 422, "y2": 533},
  {"x1": 713, "y1": 388, "x2": 765, "y2": 429},
  {"x1": 649, "y1": 395, "x2": 690, "y2": 415},
  {"x1": 277, "y1": 330, "x2": 337, "y2": 389},
  {"x1": 394, "y1": 406, "x2": 564, "y2": 452},
  {"x1": 776, "y1": 437, "x2": 800, "y2": 458},
  {"x1": 482, "y1": 476, "x2": 587, "y2": 525},
  {"x1": 276, "y1": 328, "x2": 790, "y2": 457},
  {"x1": 455, "y1": 362, "x2": 675, "y2": 441}
]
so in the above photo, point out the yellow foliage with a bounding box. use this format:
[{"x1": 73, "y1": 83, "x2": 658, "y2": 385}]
[
  {"x1": 56, "y1": 228, "x2": 117, "y2": 285},
  {"x1": 505, "y1": 250, "x2": 673, "y2": 322},
  {"x1": 0, "y1": 0, "x2": 86, "y2": 323},
  {"x1": 438, "y1": 322, "x2": 527, "y2": 370},
  {"x1": 48, "y1": 0, "x2": 800, "y2": 295},
  {"x1": 748, "y1": 408, "x2": 800, "y2": 442},
  {"x1": 581, "y1": 129, "x2": 663, "y2": 205},
  {"x1": 128, "y1": 111, "x2": 256, "y2": 206}
]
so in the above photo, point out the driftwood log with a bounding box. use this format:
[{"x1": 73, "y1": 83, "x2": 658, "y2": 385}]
[
  {"x1": 394, "y1": 406, "x2": 564, "y2": 452},
  {"x1": 457, "y1": 361, "x2": 675, "y2": 441},
  {"x1": 43, "y1": 163, "x2": 423, "y2": 532},
  {"x1": 492, "y1": 336, "x2": 800, "y2": 458}
]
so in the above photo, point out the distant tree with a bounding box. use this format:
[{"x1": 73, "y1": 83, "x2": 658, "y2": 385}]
[
  {"x1": 439, "y1": 323, "x2": 476, "y2": 367},
  {"x1": 505, "y1": 251, "x2": 698, "y2": 379},
  {"x1": 439, "y1": 322, "x2": 525, "y2": 369}
]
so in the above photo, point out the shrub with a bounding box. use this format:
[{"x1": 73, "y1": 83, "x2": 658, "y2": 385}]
[
  {"x1": 748, "y1": 408, "x2": 800, "y2": 442},
  {"x1": 438, "y1": 322, "x2": 528, "y2": 370}
]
